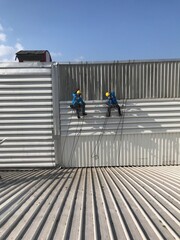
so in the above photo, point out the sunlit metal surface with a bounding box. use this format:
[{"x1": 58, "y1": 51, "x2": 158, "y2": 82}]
[
  {"x1": 0, "y1": 166, "x2": 179, "y2": 239},
  {"x1": 0, "y1": 63, "x2": 55, "y2": 168},
  {"x1": 59, "y1": 99, "x2": 180, "y2": 167}
]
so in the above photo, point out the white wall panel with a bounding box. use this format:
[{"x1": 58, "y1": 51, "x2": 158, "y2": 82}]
[
  {"x1": 59, "y1": 99, "x2": 180, "y2": 167},
  {"x1": 0, "y1": 63, "x2": 55, "y2": 167}
]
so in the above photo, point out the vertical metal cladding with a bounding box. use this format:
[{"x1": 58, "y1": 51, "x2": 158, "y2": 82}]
[
  {"x1": 58, "y1": 60, "x2": 180, "y2": 100},
  {"x1": 60, "y1": 133, "x2": 180, "y2": 167},
  {"x1": 0, "y1": 63, "x2": 55, "y2": 167}
]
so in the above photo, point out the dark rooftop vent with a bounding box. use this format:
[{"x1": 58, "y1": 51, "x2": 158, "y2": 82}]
[{"x1": 16, "y1": 50, "x2": 52, "y2": 62}]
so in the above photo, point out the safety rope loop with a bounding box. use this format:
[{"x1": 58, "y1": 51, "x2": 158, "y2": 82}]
[{"x1": 0, "y1": 138, "x2": 7, "y2": 145}]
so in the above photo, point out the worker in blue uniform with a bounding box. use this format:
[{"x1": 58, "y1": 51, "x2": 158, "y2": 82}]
[
  {"x1": 71, "y1": 89, "x2": 87, "y2": 118},
  {"x1": 105, "y1": 91, "x2": 122, "y2": 117}
]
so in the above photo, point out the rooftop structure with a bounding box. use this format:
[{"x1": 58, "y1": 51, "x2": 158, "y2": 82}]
[
  {"x1": 0, "y1": 59, "x2": 179, "y2": 239},
  {"x1": 16, "y1": 50, "x2": 52, "y2": 62}
]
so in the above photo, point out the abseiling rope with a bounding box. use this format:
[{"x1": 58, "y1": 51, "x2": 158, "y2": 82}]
[
  {"x1": 60, "y1": 107, "x2": 74, "y2": 167},
  {"x1": 62, "y1": 99, "x2": 127, "y2": 167},
  {"x1": 90, "y1": 97, "x2": 127, "y2": 165},
  {"x1": 0, "y1": 138, "x2": 7, "y2": 145},
  {"x1": 90, "y1": 116, "x2": 108, "y2": 161},
  {"x1": 113, "y1": 97, "x2": 126, "y2": 142},
  {"x1": 68, "y1": 116, "x2": 84, "y2": 167},
  {"x1": 117, "y1": 98, "x2": 127, "y2": 163}
]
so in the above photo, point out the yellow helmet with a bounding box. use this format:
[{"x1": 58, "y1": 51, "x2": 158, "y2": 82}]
[
  {"x1": 77, "y1": 90, "x2": 81, "y2": 95},
  {"x1": 105, "y1": 91, "x2": 110, "y2": 97}
]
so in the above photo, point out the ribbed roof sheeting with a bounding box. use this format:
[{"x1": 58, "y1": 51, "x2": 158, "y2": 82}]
[
  {"x1": 0, "y1": 63, "x2": 55, "y2": 167},
  {"x1": 0, "y1": 166, "x2": 179, "y2": 240},
  {"x1": 59, "y1": 99, "x2": 180, "y2": 167}
]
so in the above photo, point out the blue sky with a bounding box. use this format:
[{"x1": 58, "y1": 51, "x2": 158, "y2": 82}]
[{"x1": 0, "y1": 0, "x2": 180, "y2": 62}]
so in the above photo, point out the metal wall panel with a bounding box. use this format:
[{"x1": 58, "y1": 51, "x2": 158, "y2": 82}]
[
  {"x1": 0, "y1": 166, "x2": 179, "y2": 239},
  {"x1": 0, "y1": 63, "x2": 55, "y2": 167},
  {"x1": 59, "y1": 99, "x2": 180, "y2": 167},
  {"x1": 58, "y1": 60, "x2": 180, "y2": 100}
]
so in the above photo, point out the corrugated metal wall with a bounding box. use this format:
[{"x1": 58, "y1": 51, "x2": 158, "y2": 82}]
[
  {"x1": 59, "y1": 99, "x2": 180, "y2": 167},
  {"x1": 0, "y1": 60, "x2": 179, "y2": 168},
  {"x1": 58, "y1": 60, "x2": 180, "y2": 100},
  {"x1": 0, "y1": 63, "x2": 55, "y2": 167}
]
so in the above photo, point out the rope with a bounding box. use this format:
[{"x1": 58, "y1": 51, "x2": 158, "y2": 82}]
[
  {"x1": 90, "y1": 99, "x2": 123, "y2": 163},
  {"x1": 60, "y1": 107, "x2": 74, "y2": 167},
  {"x1": 113, "y1": 98, "x2": 125, "y2": 142},
  {"x1": 117, "y1": 98, "x2": 127, "y2": 162},
  {"x1": 68, "y1": 116, "x2": 84, "y2": 167},
  {"x1": 0, "y1": 138, "x2": 7, "y2": 145},
  {"x1": 90, "y1": 110, "x2": 109, "y2": 161}
]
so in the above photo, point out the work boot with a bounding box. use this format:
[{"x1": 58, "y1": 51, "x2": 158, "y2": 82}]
[{"x1": 77, "y1": 115, "x2": 80, "y2": 119}]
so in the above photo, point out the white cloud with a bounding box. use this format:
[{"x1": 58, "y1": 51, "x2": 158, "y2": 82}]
[
  {"x1": 51, "y1": 52, "x2": 62, "y2": 57},
  {"x1": 15, "y1": 42, "x2": 23, "y2": 51},
  {"x1": 0, "y1": 23, "x2": 24, "y2": 62},
  {"x1": 50, "y1": 51, "x2": 63, "y2": 61},
  {"x1": 0, "y1": 42, "x2": 24, "y2": 62},
  {"x1": 0, "y1": 45, "x2": 14, "y2": 57},
  {"x1": 0, "y1": 33, "x2": 6, "y2": 42}
]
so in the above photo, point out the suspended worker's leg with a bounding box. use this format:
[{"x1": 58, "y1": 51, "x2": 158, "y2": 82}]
[
  {"x1": 81, "y1": 102, "x2": 87, "y2": 116},
  {"x1": 76, "y1": 109, "x2": 80, "y2": 118},
  {"x1": 74, "y1": 103, "x2": 81, "y2": 118},
  {"x1": 116, "y1": 104, "x2": 122, "y2": 116},
  {"x1": 106, "y1": 105, "x2": 111, "y2": 117},
  {"x1": 71, "y1": 103, "x2": 80, "y2": 118}
]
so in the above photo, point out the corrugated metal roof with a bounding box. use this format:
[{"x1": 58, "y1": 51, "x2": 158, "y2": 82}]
[{"x1": 0, "y1": 166, "x2": 179, "y2": 239}]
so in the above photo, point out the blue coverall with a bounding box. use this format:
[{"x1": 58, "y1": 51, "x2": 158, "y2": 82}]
[
  {"x1": 106, "y1": 92, "x2": 121, "y2": 117},
  {"x1": 72, "y1": 93, "x2": 86, "y2": 118}
]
